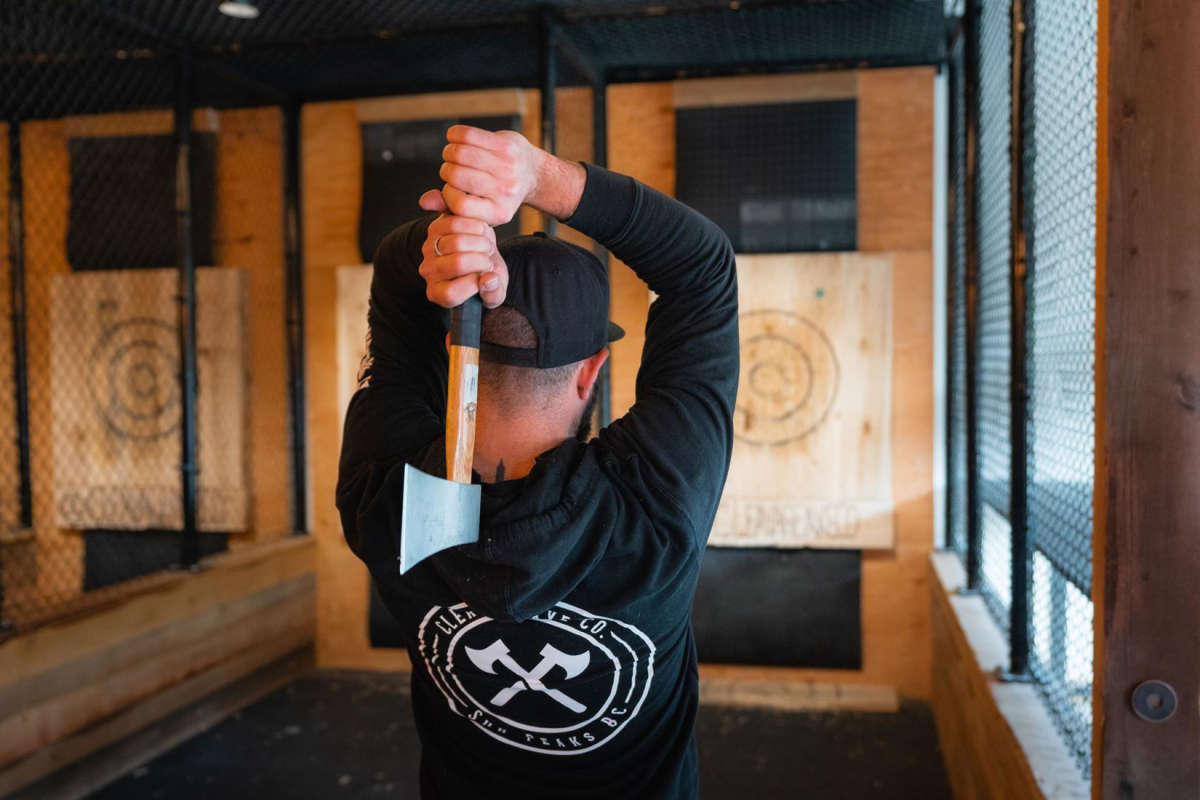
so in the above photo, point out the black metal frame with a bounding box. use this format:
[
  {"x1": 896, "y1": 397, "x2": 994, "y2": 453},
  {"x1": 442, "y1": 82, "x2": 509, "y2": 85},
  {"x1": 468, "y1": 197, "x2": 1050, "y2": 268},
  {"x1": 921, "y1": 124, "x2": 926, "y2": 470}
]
[
  {"x1": 7, "y1": 124, "x2": 32, "y2": 533},
  {"x1": 591, "y1": 76, "x2": 613, "y2": 428},
  {"x1": 949, "y1": 0, "x2": 1045, "y2": 680},
  {"x1": 1005, "y1": 0, "x2": 1031, "y2": 679},
  {"x1": 961, "y1": 0, "x2": 983, "y2": 593},
  {"x1": 174, "y1": 51, "x2": 201, "y2": 568},
  {"x1": 283, "y1": 102, "x2": 309, "y2": 535}
]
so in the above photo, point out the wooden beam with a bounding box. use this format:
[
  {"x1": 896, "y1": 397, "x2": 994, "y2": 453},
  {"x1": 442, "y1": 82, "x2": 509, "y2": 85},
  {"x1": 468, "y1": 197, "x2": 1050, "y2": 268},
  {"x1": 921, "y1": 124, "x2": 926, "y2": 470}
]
[
  {"x1": 1098, "y1": 1, "x2": 1200, "y2": 797},
  {"x1": 673, "y1": 71, "x2": 857, "y2": 109},
  {"x1": 698, "y1": 670, "x2": 898, "y2": 713}
]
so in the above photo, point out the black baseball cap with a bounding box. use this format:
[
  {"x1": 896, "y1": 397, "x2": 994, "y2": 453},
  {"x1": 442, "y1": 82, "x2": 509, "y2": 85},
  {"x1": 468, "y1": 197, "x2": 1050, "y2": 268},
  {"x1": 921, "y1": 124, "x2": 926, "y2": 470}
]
[{"x1": 483, "y1": 232, "x2": 624, "y2": 368}]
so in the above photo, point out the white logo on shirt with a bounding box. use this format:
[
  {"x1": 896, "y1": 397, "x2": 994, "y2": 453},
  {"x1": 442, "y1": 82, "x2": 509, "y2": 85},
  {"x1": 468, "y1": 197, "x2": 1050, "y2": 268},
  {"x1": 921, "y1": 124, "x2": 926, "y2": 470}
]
[{"x1": 417, "y1": 602, "x2": 655, "y2": 755}]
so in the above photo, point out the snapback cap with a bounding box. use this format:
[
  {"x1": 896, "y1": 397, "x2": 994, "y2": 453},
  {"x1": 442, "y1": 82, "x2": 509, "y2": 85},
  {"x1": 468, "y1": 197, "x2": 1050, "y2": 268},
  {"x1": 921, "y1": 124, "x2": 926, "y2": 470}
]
[{"x1": 483, "y1": 232, "x2": 624, "y2": 368}]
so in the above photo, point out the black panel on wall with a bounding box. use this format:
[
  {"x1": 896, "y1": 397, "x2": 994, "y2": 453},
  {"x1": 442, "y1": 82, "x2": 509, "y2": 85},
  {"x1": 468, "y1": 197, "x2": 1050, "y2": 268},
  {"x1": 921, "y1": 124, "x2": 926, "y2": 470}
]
[
  {"x1": 692, "y1": 548, "x2": 861, "y2": 668},
  {"x1": 360, "y1": 115, "x2": 521, "y2": 264},
  {"x1": 676, "y1": 100, "x2": 857, "y2": 253},
  {"x1": 68, "y1": 134, "x2": 217, "y2": 270},
  {"x1": 82, "y1": 529, "x2": 228, "y2": 591}
]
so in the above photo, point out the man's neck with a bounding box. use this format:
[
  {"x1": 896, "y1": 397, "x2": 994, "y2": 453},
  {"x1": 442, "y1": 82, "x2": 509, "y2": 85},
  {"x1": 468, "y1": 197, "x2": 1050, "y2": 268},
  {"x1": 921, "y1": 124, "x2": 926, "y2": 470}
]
[{"x1": 473, "y1": 404, "x2": 569, "y2": 483}]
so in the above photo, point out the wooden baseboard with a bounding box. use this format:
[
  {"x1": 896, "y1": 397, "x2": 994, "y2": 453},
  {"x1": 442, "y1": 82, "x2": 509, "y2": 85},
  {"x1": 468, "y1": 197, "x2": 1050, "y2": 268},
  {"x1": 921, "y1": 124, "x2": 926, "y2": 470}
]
[
  {"x1": 0, "y1": 630, "x2": 314, "y2": 799},
  {"x1": 698, "y1": 665, "x2": 899, "y2": 713},
  {"x1": 6, "y1": 645, "x2": 314, "y2": 800}
]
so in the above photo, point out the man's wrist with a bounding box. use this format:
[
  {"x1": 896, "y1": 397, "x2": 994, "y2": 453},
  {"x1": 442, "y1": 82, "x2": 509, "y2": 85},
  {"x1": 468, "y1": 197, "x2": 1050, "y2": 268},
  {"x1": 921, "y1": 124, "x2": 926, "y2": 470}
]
[{"x1": 526, "y1": 151, "x2": 586, "y2": 221}]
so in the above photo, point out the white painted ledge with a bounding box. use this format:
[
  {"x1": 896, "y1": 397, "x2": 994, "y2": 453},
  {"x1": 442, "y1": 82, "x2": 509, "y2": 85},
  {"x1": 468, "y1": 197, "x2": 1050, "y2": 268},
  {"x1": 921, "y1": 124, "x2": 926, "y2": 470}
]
[{"x1": 931, "y1": 552, "x2": 1090, "y2": 800}]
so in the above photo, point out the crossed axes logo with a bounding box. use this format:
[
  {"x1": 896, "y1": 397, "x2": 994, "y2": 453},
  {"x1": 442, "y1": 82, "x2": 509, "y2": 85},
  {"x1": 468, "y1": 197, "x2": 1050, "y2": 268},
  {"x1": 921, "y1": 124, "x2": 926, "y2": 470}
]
[{"x1": 465, "y1": 639, "x2": 591, "y2": 714}]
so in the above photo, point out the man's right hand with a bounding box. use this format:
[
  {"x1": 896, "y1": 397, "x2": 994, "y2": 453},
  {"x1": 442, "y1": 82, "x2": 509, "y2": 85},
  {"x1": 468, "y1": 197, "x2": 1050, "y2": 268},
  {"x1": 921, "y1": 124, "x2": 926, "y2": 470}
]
[{"x1": 420, "y1": 125, "x2": 586, "y2": 224}]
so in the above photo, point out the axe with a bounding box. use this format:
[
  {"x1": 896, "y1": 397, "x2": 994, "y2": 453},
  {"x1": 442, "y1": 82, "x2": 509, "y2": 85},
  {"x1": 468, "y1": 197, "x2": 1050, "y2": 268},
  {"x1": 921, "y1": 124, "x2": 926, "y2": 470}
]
[{"x1": 399, "y1": 294, "x2": 483, "y2": 573}]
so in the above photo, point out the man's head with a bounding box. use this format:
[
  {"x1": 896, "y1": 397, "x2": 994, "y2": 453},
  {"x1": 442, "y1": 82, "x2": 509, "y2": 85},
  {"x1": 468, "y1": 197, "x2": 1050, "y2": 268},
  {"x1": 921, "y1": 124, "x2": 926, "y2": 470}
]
[{"x1": 477, "y1": 233, "x2": 622, "y2": 439}]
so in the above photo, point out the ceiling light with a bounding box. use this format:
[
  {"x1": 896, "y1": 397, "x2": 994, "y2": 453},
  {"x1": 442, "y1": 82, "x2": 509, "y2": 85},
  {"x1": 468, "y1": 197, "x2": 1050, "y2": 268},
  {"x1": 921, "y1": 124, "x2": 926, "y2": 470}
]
[{"x1": 218, "y1": 1, "x2": 259, "y2": 19}]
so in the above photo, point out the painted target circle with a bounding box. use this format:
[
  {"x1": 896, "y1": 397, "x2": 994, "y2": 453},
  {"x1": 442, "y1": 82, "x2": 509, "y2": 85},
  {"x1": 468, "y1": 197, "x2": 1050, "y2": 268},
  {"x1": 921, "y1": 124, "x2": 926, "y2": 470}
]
[
  {"x1": 88, "y1": 318, "x2": 181, "y2": 441},
  {"x1": 735, "y1": 310, "x2": 840, "y2": 445}
]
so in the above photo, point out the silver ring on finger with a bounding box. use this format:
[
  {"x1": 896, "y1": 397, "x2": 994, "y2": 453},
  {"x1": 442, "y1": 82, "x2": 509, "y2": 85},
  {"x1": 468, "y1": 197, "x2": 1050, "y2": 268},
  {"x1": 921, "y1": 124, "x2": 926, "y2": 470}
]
[{"x1": 433, "y1": 235, "x2": 445, "y2": 257}]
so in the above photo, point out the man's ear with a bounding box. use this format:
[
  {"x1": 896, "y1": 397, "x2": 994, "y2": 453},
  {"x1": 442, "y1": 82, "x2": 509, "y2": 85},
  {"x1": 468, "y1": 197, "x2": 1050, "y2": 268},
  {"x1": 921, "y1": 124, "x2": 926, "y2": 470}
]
[
  {"x1": 444, "y1": 332, "x2": 451, "y2": 353},
  {"x1": 577, "y1": 348, "x2": 610, "y2": 400}
]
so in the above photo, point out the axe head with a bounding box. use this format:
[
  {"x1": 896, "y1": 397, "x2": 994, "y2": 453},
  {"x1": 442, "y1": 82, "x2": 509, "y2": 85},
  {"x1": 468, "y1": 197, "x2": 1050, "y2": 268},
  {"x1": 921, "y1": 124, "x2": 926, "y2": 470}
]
[
  {"x1": 399, "y1": 462, "x2": 481, "y2": 574},
  {"x1": 465, "y1": 639, "x2": 511, "y2": 674},
  {"x1": 541, "y1": 644, "x2": 590, "y2": 680}
]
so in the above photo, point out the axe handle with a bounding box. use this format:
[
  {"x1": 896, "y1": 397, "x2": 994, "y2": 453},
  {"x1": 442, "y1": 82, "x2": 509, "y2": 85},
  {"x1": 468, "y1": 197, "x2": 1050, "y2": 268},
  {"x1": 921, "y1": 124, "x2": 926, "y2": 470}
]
[{"x1": 446, "y1": 295, "x2": 482, "y2": 484}]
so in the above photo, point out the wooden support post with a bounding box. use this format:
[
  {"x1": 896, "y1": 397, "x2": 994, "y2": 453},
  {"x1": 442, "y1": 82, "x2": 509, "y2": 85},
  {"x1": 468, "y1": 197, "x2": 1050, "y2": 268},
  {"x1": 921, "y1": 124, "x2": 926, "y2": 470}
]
[
  {"x1": 1097, "y1": 0, "x2": 1200, "y2": 795},
  {"x1": 283, "y1": 103, "x2": 308, "y2": 534}
]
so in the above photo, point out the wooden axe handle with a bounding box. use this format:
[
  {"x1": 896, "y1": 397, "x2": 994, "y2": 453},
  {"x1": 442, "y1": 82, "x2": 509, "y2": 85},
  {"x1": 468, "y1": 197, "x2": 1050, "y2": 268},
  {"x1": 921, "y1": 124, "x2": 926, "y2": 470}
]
[{"x1": 446, "y1": 295, "x2": 482, "y2": 483}]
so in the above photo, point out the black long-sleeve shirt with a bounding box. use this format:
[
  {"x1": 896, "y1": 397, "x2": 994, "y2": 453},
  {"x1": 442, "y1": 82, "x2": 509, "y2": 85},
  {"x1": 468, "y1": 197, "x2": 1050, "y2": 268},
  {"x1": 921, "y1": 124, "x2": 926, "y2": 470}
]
[{"x1": 336, "y1": 163, "x2": 738, "y2": 799}]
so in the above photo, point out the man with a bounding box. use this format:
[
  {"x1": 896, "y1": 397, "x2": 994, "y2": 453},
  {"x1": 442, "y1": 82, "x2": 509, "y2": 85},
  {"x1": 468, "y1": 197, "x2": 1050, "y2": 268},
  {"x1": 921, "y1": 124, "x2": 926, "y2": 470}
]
[{"x1": 337, "y1": 125, "x2": 738, "y2": 798}]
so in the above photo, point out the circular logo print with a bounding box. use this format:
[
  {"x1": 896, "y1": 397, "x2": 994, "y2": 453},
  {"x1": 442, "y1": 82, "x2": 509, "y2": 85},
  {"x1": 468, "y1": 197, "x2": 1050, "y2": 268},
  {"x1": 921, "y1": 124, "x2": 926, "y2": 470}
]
[
  {"x1": 87, "y1": 318, "x2": 181, "y2": 441},
  {"x1": 417, "y1": 602, "x2": 655, "y2": 755},
  {"x1": 735, "y1": 310, "x2": 840, "y2": 445}
]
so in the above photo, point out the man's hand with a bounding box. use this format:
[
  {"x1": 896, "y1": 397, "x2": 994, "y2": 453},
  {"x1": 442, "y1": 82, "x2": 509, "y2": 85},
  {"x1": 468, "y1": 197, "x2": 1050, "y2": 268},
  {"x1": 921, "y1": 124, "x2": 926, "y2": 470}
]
[
  {"x1": 417, "y1": 209, "x2": 508, "y2": 309},
  {"x1": 423, "y1": 126, "x2": 542, "y2": 226},
  {"x1": 420, "y1": 125, "x2": 586, "y2": 224}
]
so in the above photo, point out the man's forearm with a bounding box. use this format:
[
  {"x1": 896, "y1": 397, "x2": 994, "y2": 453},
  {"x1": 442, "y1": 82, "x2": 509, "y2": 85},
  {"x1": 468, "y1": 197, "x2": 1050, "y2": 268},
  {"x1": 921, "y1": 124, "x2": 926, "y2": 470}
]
[{"x1": 527, "y1": 152, "x2": 587, "y2": 221}]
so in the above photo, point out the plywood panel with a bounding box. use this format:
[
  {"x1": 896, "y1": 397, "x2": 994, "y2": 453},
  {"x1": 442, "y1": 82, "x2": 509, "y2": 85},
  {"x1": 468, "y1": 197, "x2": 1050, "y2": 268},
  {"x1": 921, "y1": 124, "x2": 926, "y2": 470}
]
[
  {"x1": 857, "y1": 67, "x2": 936, "y2": 252},
  {"x1": 713, "y1": 253, "x2": 893, "y2": 549},
  {"x1": 336, "y1": 265, "x2": 371, "y2": 424},
  {"x1": 303, "y1": 100, "x2": 409, "y2": 672},
  {"x1": 551, "y1": 87, "x2": 596, "y2": 252},
  {"x1": 48, "y1": 268, "x2": 249, "y2": 532},
  {"x1": 21, "y1": 119, "x2": 83, "y2": 610},
  {"x1": 0, "y1": 122, "x2": 18, "y2": 536},
  {"x1": 606, "y1": 82, "x2": 671, "y2": 418},
  {"x1": 213, "y1": 107, "x2": 290, "y2": 542},
  {"x1": 674, "y1": 71, "x2": 858, "y2": 108},
  {"x1": 357, "y1": 89, "x2": 526, "y2": 124}
]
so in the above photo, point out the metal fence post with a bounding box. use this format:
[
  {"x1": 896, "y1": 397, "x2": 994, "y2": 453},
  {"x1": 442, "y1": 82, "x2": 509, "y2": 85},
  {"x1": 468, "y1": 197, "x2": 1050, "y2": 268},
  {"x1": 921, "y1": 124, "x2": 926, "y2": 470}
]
[
  {"x1": 8, "y1": 123, "x2": 31, "y2": 532},
  {"x1": 539, "y1": 6, "x2": 558, "y2": 236},
  {"x1": 592, "y1": 79, "x2": 612, "y2": 427},
  {"x1": 1006, "y1": 0, "x2": 1031, "y2": 679},
  {"x1": 283, "y1": 102, "x2": 309, "y2": 534},
  {"x1": 174, "y1": 51, "x2": 200, "y2": 568},
  {"x1": 963, "y1": 0, "x2": 983, "y2": 592}
]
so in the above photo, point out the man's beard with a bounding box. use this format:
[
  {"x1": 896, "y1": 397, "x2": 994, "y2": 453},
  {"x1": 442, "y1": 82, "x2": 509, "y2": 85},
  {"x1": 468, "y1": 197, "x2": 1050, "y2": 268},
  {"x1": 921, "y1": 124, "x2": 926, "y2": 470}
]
[{"x1": 574, "y1": 387, "x2": 600, "y2": 442}]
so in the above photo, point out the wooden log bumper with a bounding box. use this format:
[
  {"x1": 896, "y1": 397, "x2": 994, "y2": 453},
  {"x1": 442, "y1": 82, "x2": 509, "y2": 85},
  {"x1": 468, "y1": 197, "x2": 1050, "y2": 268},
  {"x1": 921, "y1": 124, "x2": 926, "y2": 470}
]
[{"x1": 0, "y1": 537, "x2": 315, "y2": 793}]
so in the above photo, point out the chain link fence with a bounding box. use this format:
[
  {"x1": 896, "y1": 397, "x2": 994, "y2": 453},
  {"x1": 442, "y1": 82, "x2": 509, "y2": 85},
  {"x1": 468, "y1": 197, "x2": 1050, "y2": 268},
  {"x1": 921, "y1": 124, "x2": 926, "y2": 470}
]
[
  {"x1": 1023, "y1": 0, "x2": 1097, "y2": 774},
  {"x1": 946, "y1": 0, "x2": 1097, "y2": 780},
  {"x1": 0, "y1": 6, "x2": 303, "y2": 635}
]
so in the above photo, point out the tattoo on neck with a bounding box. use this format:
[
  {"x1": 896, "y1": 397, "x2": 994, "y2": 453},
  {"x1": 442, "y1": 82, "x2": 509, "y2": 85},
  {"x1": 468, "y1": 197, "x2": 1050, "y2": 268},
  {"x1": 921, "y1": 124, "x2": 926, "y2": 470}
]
[{"x1": 495, "y1": 459, "x2": 505, "y2": 482}]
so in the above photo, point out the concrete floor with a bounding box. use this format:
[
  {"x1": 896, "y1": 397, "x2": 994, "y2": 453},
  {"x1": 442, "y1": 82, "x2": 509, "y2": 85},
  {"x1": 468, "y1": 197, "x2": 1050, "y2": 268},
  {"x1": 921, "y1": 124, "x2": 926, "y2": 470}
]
[{"x1": 93, "y1": 670, "x2": 952, "y2": 799}]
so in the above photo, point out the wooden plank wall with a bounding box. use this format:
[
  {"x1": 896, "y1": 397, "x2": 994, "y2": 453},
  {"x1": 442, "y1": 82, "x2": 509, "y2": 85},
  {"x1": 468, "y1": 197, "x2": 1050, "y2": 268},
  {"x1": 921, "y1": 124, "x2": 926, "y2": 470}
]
[
  {"x1": 0, "y1": 537, "x2": 316, "y2": 798},
  {"x1": 308, "y1": 73, "x2": 936, "y2": 702},
  {"x1": 856, "y1": 68, "x2": 935, "y2": 699},
  {"x1": 213, "y1": 107, "x2": 292, "y2": 545}
]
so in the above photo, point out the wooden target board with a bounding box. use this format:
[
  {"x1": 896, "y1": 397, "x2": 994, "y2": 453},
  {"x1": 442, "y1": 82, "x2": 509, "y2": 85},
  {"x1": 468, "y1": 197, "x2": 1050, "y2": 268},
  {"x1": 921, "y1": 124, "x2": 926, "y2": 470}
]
[
  {"x1": 711, "y1": 253, "x2": 894, "y2": 549},
  {"x1": 49, "y1": 268, "x2": 250, "y2": 531},
  {"x1": 337, "y1": 265, "x2": 373, "y2": 423}
]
